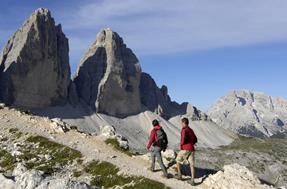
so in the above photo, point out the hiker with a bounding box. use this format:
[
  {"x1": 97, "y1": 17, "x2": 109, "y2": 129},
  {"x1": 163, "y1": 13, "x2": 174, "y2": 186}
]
[
  {"x1": 146, "y1": 119, "x2": 169, "y2": 178},
  {"x1": 175, "y1": 117, "x2": 197, "y2": 186}
]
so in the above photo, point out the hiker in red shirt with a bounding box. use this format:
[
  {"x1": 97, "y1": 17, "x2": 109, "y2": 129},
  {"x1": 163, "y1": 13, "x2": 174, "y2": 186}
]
[
  {"x1": 147, "y1": 119, "x2": 169, "y2": 178},
  {"x1": 175, "y1": 117, "x2": 197, "y2": 186}
]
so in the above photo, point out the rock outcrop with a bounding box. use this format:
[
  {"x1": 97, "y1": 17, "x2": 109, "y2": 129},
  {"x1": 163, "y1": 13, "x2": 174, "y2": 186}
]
[
  {"x1": 140, "y1": 72, "x2": 208, "y2": 120},
  {"x1": 202, "y1": 164, "x2": 272, "y2": 189},
  {"x1": 74, "y1": 28, "x2": 141, "y2": 117},
  {"x1": 0, "y1": 8, "x2": 70, "y2": 108},
  {"x1": 207, "y1": 90, "x2": 287, "y2": 137},
  {"x1": 0, "y1": 164, "x2": 96, "y2": 189}
]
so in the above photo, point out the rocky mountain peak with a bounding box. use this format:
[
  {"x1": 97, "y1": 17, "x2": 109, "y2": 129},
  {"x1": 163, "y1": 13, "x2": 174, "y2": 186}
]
[
  {"x1": 74, "y1": 28, "x2": 142, "y2": 117},
  {"x1": 0, "y1": 7, "x2": 70, "y2": 108}
]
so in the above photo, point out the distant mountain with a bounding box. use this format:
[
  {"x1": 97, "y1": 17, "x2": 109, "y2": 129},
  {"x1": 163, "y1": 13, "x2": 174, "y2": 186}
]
[{"x1": 207, "y1": 90, "x2": 287, "y2": 137}]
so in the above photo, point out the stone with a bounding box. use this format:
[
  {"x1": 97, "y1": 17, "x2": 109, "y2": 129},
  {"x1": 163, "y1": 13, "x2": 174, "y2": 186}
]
[
  {"x1": 100, "y1": 125, "x2": 116, "y2": 137},
  {"x1": 202, "y1": 164, "x2": 272, "y2": 189},
  {"x1": 15, "y1": 170, "x2": 44, "y2": 189},
  {"x1": 0, "y1": 174, "x2": 15, "y2": 189},
  {"x1": 74, "y1": 28, "x2": 142, "y2": 118},
  {"x1": 0, "y1": 103, "x2": 5, "y2": 109},
  {"x1": 207, "y1": 90, "x2": 287, "y2": 137},
  {"x1": 115, "y1": 135, "x2": 129, "y2": 150},
  {"x1": 100, "y1": 125, "x2": 129, "y2": 150},
  {"x1": 162, "y1": 149, "x2": 176, "y2": 160},
  {"x1": 49, "y1": 118, "x2": 69, "y2": 133},
  {"x1": 0, "y1": 8, "x2": 70, "y2": 108},
  {"x1": 36, "y1": 178, "x2": 96, "y2": 189}
]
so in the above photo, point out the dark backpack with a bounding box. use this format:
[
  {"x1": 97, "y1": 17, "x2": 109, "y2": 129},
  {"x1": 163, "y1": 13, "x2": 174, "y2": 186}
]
[{"x1": 156, "y1": 128, "x2": 168, "y2": 150}]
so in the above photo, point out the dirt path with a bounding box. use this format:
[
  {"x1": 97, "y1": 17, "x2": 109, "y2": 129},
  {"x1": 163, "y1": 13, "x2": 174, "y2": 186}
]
[{"x1": 0, "y1": 108, "x2": 203, "y2": 189}]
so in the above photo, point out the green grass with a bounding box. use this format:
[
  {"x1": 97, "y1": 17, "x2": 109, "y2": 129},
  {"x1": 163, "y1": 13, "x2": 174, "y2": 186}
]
[
  {"x1": 125, "y1": 178, "x2": 170, "y2": 189},
  {"x1": 0, "y1": 149, "x2": 16, "y2": 171},
  {"x1": 19, "y1": 135, "x2": 83, "y2": 175},
  {"x1": 222, "y1": 136, "x2": 287, "y2": 161},
  {"x1": 72, "y1": 170, "x2": 82, "y2": 177},
  {"x1": 85, "y1": 160, "x2": 169, "y2": 189},
  {"x1": 9, "y1": 128, "x2": 19, "y2": 134},
  {"x1": 105, "y1": 138, "x2": 134, "y2": 157},
  {"x1": 14, "y1": 131, "x2": 23, "y2": 139}
]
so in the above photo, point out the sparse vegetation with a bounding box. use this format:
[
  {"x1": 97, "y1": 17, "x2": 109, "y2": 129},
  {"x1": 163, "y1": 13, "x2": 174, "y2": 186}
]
[
  {"x1": 18, "y1": 135, "x2": 83, "y2": 175},
  {"x1": 72, "y1": 170, "x2": 82, "y2": 177},
  {"x1": 196, "y1": 136, "x2": 287, "y2": 185},
  {"x1": 85, "y1": 160, "x2": 169, "y2": 189},
  {"x1": 221, "y1": 136, "x2": 287, "y2": 162},
  {"x1": 9, "y1": 128, "x2": 19, "y2": 134},
  {"x1": 0, "y1": 149, "x2": 16, "y2": 171},
  {"x1": 105, "y1": 138, "x2": 134, "y2": 156}
]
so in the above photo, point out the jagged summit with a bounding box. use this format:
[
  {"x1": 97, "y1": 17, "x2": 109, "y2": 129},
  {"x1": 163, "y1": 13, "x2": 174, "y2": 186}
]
[
  {"x1": 207, "y1": 89, "x2": 287, "y2": 137},
  {"x1": 74, "y1": 28, "x2": 142, "y2": 117},
  {"x1": 0, "y1": 7, "x2": 70, "y2": 108}
]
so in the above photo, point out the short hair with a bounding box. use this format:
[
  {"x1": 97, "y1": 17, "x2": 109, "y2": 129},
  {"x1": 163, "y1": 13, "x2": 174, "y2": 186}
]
[
  {"x1": 152, "y1": 119, "x2": 159, "y2": 126},
  {"x1": 181, "y1": 117, "x2": 189, "y2": 125}
]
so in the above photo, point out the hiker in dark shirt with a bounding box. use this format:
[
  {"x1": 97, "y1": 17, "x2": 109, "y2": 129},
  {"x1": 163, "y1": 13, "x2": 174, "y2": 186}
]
[
  {"x1": 175, "y1": 117, "x2": 197, "y2": 186},
  {"x1": 147, "y1": 119, "x2": 169, "y2": 178}
]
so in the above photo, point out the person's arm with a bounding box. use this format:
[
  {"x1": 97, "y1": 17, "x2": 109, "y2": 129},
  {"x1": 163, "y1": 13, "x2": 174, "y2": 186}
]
[{"x1": 147, "y1": 129, "x2": 155, "y2": 150}]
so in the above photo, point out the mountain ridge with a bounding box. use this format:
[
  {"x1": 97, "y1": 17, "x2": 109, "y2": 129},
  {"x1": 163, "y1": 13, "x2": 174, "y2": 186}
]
[{"x1": 207, "y1": 89, "x2": 287, "y2": 137}]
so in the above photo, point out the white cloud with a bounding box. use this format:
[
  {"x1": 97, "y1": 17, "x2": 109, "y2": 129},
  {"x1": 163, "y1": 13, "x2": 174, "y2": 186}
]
[{"x1": 61, "y1": 0, "x2": 287, "y2": 55}]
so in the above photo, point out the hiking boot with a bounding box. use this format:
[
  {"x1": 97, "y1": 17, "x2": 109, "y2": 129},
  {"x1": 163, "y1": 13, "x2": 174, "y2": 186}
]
[
  {"x1": 147, "y1": 168, "x2": 155, "y2": 172},
  {"x1": 187, "y1": 179, "x2": 195, "y2": 186},
  {"x1": 174, "y1": 174, "x2": 182, "y2": 180},
  {"x1": 161, "y1": 174, "x2": 171, "y2": 179}
]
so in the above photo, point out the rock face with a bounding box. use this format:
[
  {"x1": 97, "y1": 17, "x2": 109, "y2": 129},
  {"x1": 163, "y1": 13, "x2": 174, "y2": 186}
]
[
  {"x1": 0, "y1": 8, "x2": 70, "y2": 108},
  {"x1": 207, "y1": 90, "x2": 287, "y2": 137},
  {"x1": 140, "y1": 72, "x2": 208, "y2": 120},
  {"x1": 202, "y1": 164, "x2": 272, "y2": 189},
  {"x1": 74, "y1": 29, "x2": 141, "y2": 117}
]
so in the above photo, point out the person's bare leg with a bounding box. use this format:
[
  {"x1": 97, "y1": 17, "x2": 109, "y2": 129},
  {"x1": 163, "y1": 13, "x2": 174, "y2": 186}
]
[
  {"x1": 188, "y1": 152, "x2": 195, "y2": 186},
  {"x1": 176, "y1": 162, "x2": 182, "y2": 180},
  {"x1": 190, "y1": 164, "x2": 195, "y2": 181}
]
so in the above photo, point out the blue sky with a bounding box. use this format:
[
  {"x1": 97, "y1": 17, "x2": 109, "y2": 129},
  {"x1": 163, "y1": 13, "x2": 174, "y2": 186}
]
[{"x1": 0, "y1": 0, "x2": 287, "y2": 111}]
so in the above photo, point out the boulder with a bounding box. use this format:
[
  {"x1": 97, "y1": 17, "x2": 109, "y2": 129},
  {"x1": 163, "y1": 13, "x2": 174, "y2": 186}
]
[
  {"x1": 15, "y1": 170, "x2": 44, "y2": 189},
  {"x1": 49, "y1": 118, "x2": 69, "y2": 133},
  {"x1": 115, "y1": 134, "x2": 129, "y2": 150},
  {"x1": 202, "y1": 164, "x2": 272, "y2": 189},
  {"x1": 100, "y1": 125, "x2": 129, "y2": 150},
  {"x1": 100, "y1": 125, "x2": 116, "y2": 138},
  {"x1": 162, "y1": 149, "x2": 176, "y2": 160},
  {"x1": 0, "y1": 174, "x2": 15, "y2": 189},
  {"x1": 0, "y1": 8, "x2": 70, "y2": 108},
  {"x1": 36, "y1": 178, "x2": 96, "y2": 189},
  {"x1": 74, "y1": 28, "x2": 142, "y2": 118}
]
